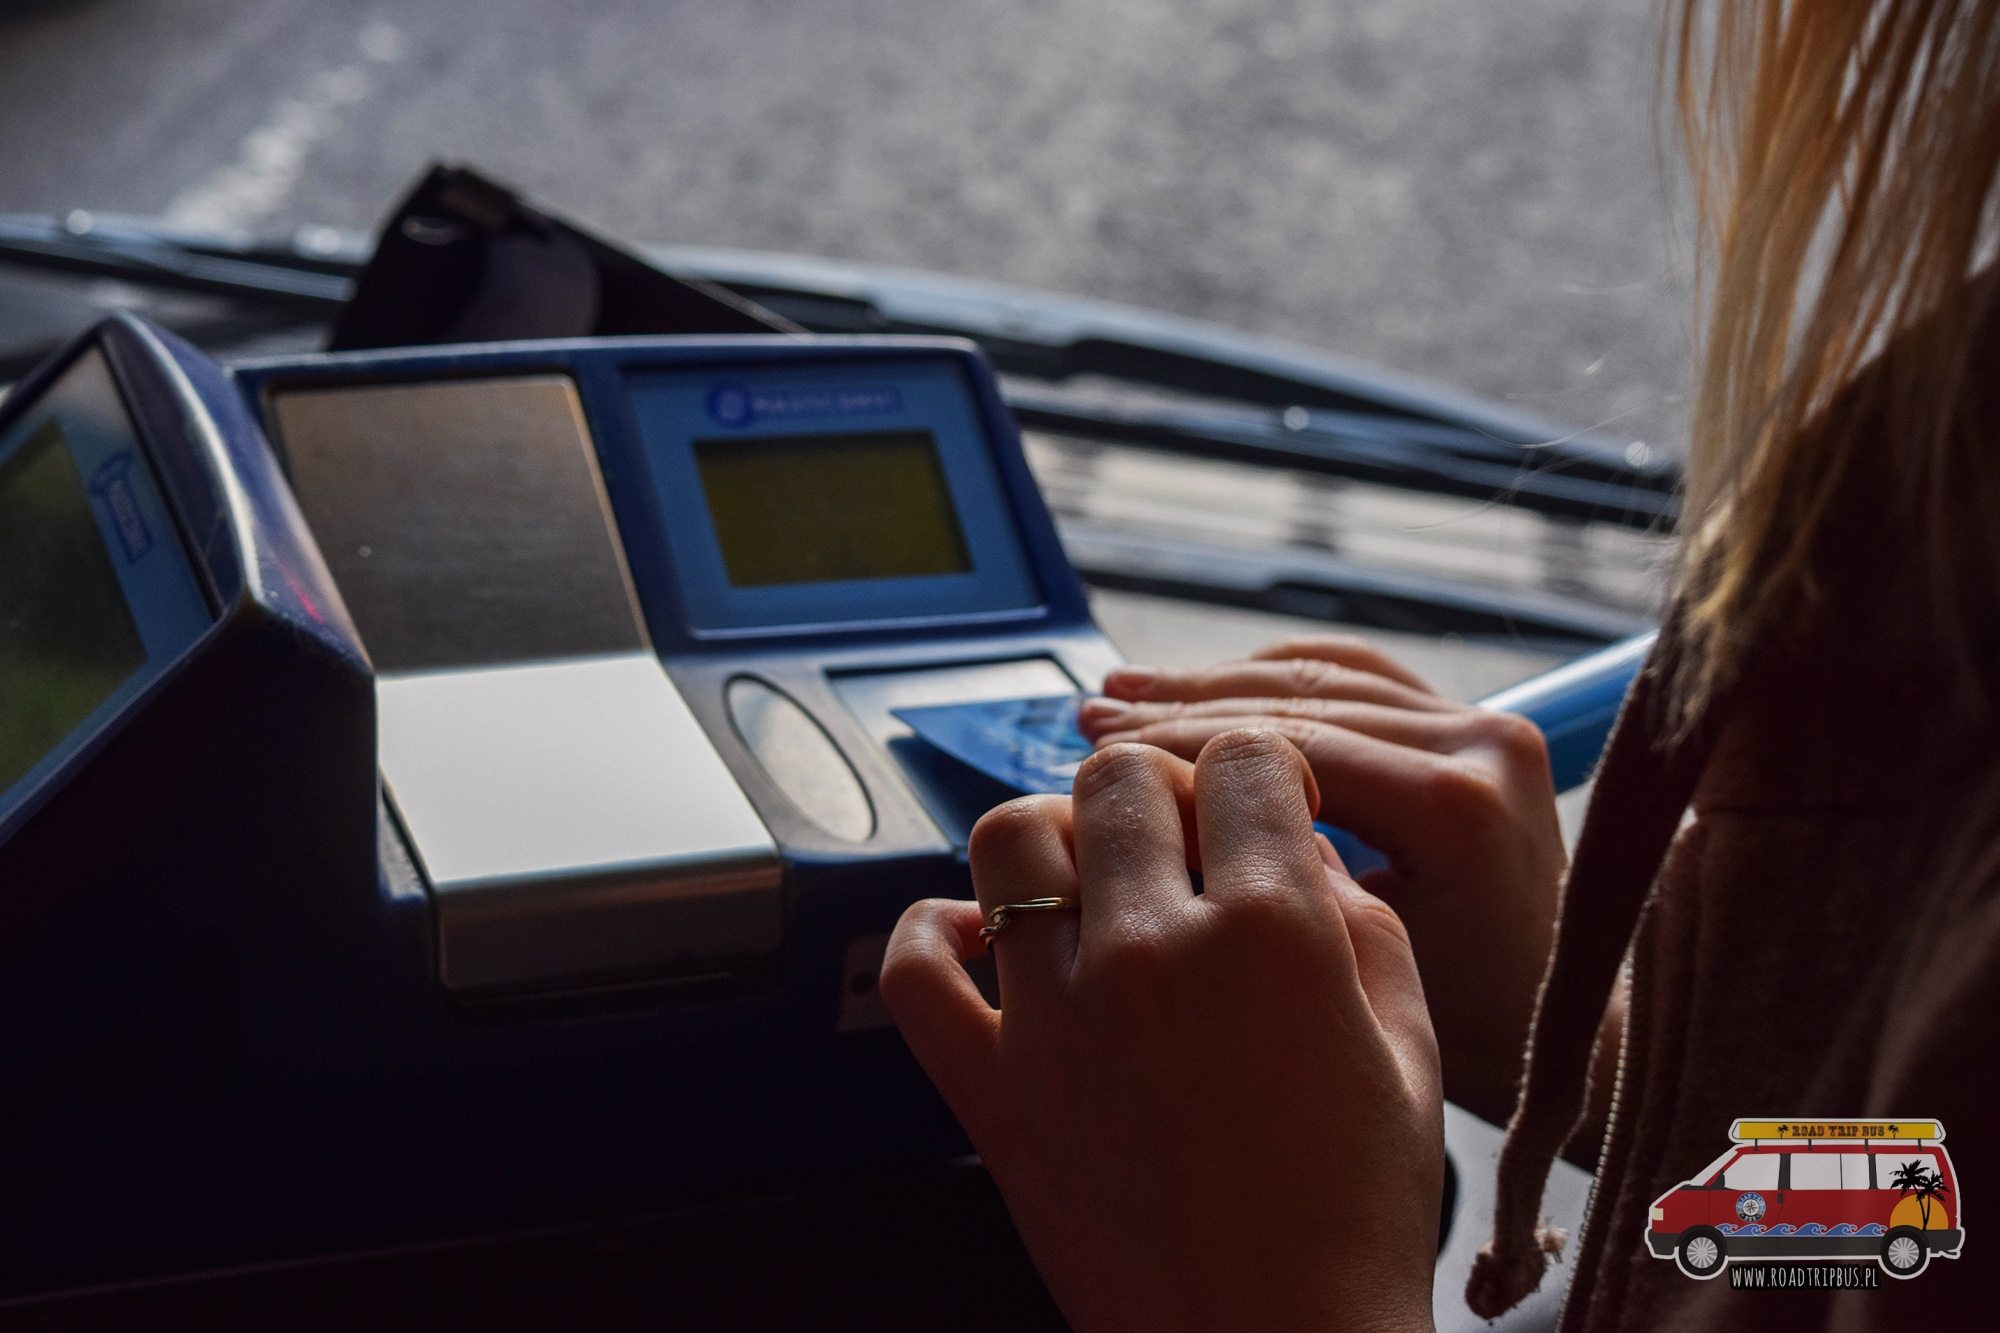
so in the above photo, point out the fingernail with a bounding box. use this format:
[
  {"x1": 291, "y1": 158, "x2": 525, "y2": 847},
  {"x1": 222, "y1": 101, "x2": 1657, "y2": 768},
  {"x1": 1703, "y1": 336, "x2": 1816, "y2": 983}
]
[
  {"x1": 1094, "y1": 731, "x2": 1140, "y2": 749},
  {"x1": 1076, "y1": 698, "x2": 1133, "y2": 729},
  {"x1": 1103, "y1": 666, "x2": 1159, "y2": 698}
]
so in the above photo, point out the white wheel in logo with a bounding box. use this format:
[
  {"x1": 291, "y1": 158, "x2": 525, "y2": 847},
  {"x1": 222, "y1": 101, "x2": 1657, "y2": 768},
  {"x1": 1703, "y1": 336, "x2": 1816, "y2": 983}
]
[
  {"x1": 1676, "y1": 1229, "x2": 1726, "y2": 1279},
  {"x1": 1882, "y1": 1230, "x2": 1927, "y2": 1278}
]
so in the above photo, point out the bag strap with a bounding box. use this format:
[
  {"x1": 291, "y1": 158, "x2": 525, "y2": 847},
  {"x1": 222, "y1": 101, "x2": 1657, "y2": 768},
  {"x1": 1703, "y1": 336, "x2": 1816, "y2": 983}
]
[{"x1": 1467, "y1": 621, "x2": 1726, "y2": 1318}]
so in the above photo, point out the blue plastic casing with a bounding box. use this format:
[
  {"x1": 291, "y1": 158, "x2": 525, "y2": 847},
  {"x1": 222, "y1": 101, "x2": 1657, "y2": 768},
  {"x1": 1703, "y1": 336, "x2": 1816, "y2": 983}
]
[
  {"x1": 628, "y1": 356, "x2": 1043, "y2": 633},
  {"x1": 231, "y1": 336, "x2": 1120, "y2": 868},
  {"x1": 0, "y1": 316, "x2": 386, "y2": 1291}
]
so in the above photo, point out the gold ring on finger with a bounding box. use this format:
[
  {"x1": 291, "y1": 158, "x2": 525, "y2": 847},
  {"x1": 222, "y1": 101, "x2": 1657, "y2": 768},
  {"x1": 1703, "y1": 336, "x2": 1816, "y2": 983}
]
[{"x1": 979, "y1": 897, "x2": 1081, "y2": 949}]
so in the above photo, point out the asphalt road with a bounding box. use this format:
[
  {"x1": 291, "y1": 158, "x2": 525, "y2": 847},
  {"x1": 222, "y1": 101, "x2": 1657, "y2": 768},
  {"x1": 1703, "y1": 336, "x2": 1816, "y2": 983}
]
[{"x1": 0, "y1": 0, "x2": 1691, "y2": 455}]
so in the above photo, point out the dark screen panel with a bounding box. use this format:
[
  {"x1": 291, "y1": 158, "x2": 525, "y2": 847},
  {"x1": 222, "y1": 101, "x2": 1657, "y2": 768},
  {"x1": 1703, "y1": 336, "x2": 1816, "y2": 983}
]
[
  {"x1": 0, "y1": 421, "x2": 146, "y2": 792},
  {"x1": 694, "y1": 430, "x2": 971, "y2": 588}
]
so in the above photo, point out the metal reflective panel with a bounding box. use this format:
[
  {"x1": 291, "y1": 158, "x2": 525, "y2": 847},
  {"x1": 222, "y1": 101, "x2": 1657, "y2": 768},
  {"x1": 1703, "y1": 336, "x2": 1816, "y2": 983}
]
[{"x1": 269, "y1": 375, "x2": 645, "y2": 671}]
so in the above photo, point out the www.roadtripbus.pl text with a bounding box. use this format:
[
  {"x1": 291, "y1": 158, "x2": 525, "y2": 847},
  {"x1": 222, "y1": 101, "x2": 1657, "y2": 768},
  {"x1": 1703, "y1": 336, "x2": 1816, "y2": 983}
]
[{"x1": 1730, "y1": 1264, "x2": 1880, "y2": 1290}]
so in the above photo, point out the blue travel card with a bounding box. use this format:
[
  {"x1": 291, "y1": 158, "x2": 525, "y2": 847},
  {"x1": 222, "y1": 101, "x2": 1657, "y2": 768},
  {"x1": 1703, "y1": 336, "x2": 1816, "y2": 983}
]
[
  {"x1": 893, "y1": 695, "x2": 1092, "y2": 796},
  {"x1": 894, "y1": 692, "x2": 1389, "y2": 875}
]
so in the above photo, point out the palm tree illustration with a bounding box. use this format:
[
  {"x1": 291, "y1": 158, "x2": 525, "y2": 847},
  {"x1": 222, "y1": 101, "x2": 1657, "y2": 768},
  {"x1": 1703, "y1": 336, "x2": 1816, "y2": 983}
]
[{"x1": 1889, "y1": 1161, "x2": 1949, "y2": 1229}]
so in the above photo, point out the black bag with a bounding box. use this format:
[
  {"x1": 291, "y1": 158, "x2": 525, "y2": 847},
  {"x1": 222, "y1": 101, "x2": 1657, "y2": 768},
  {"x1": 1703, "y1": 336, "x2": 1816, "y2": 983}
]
[{"x1": 330, "y1": 163, "x2": 794, "y2": 350}]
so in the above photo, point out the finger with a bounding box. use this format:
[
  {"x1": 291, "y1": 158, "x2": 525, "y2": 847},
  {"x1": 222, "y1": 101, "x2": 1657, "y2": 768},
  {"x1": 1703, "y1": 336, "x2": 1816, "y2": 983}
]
[
  {"x1": 1102, "y1": 659, "x2": 1451, "y2": 712},
  {"x1": 1190, "y1": 729, "x2": 1331, "y2": 912},
  {"x1": 967, "y1": 797, "x2": 1082, "y2": 1008},
  {"x1": 1100, "y1": 714, "x2": 1468, "y2": 876},
  {"x1": 1320, "y1": 861, "x2": 1439, "y2": 1099},
  {"x1": 882, "y1": 898, "x2": 1002, "y2": 1133},
  {"x1": 1249, "y1": 634, "x2": 1437, "y2": 694},
  {"x1": 1078, "y1": 696, "x2": 1469, "y2": 751},
  {"x1": 1069, "y1": 744, "x2": 1198, "y2": 955},
  {"x1": 1313, "y1": 827, "x2": 1418, "y2": 915}
]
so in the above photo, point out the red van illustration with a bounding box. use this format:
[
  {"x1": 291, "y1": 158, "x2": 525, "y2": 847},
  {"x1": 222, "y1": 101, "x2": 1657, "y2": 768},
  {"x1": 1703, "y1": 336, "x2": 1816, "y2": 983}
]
[{"x1": 1647, "y1": 1120, "x2": 1964, "y2": 1280}]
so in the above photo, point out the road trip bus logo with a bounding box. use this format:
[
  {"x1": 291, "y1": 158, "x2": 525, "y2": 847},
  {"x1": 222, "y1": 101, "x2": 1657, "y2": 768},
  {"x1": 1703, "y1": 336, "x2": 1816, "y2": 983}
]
[{"x1": 1647, "y1": 1120, "x2": 1964, "y2": 1283}]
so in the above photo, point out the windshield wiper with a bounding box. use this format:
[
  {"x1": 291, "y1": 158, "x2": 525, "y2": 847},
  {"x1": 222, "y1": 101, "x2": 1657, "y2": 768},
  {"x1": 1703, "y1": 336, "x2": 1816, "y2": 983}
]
[
  {"x1": 0, "y1": 213, "x2": 1677, "y2": 524},
  {"x1": 0, "y1": 212, "x2": 354, "y2": 309}
]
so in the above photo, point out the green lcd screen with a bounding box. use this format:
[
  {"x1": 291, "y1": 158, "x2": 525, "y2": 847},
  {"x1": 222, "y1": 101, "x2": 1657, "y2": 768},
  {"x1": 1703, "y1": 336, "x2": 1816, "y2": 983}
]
[
  {"x1": 0, "y1": 420, "x2": 148, "y2": 794},
  {"x1": 694, "y1": 430, "x2": 973, "y2": 588}
]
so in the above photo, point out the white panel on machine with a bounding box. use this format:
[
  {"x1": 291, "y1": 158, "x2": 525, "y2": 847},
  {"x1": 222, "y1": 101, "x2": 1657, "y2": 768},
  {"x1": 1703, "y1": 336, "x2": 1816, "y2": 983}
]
[{"x1": 377, "y1": 652, "x2": 783, "y2": 992}]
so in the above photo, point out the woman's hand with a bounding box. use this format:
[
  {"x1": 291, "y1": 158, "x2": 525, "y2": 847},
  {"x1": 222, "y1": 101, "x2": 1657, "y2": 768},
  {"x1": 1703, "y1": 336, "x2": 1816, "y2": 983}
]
[
  {"x1": 883, "y1": 731, "x2": 1442, "y2": 1333},
  {"x1": 1074, "y1": 636, "x2": 1567, "y2": 1127}
]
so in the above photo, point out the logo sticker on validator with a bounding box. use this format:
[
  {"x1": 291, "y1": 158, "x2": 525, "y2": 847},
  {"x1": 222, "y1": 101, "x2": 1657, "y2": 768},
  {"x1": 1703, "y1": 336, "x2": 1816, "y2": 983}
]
[{"x1": 88, "y1": 453, "x2": 152, "y2": 563}]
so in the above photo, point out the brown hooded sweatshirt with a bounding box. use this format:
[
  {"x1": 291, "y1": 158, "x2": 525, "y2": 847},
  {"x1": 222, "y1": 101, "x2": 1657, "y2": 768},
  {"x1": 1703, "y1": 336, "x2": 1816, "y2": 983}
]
[{"x1": 1466, "y1": 358, "x2": 2000, "y2": 1324}]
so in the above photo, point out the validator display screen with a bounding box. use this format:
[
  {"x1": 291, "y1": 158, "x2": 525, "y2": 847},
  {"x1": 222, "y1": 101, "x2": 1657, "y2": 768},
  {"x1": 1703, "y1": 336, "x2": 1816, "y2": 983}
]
[
  {"x1": 0, "y1": 420, "x2": 147, "y2": 795},
  {"x1": 694, "y1": 429, "x2": 974, "y2": 588},
  {"x1": 0, "y1": 349, "x2": 210, "y2": 826}
]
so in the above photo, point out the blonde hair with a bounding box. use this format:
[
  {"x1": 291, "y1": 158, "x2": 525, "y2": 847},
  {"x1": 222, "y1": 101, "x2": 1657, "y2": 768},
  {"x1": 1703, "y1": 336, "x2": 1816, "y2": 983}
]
[{"x1": 1667, "y1": 0, "x2": 2000, "y2": 724}]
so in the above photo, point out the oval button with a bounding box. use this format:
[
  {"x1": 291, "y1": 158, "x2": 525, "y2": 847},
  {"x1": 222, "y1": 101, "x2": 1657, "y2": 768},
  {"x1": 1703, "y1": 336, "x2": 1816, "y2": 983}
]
[{"x1": 725, "y1": 677, "x2": 875, "y2": 843}]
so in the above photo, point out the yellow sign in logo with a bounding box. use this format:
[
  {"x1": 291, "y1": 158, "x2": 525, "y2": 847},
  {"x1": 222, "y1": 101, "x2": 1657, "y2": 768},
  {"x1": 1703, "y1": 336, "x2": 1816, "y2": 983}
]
[{"x1": 1730, "y1": 1119, "x2": 1943, "y2": 1142}]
